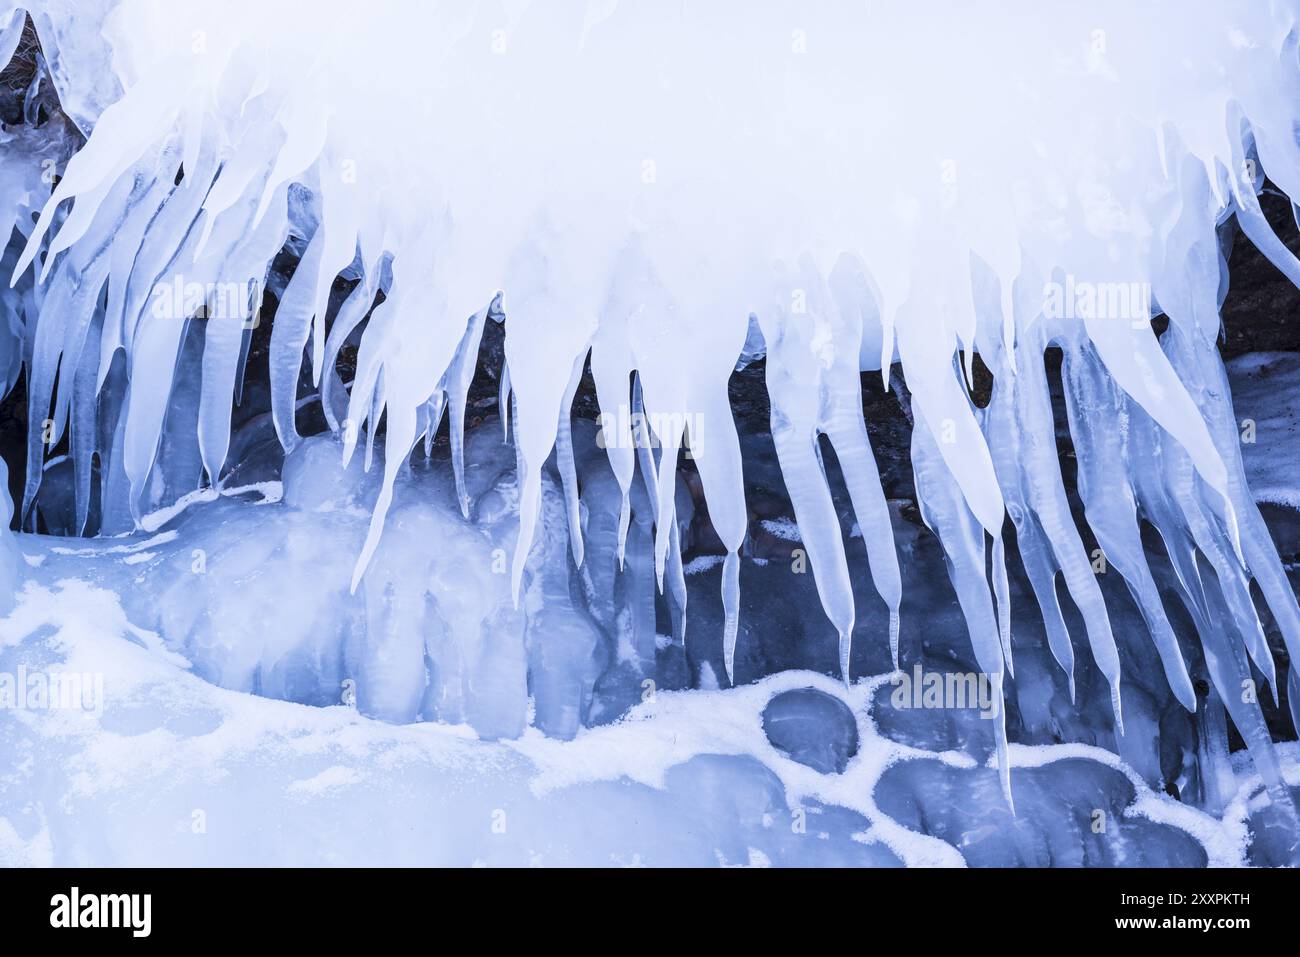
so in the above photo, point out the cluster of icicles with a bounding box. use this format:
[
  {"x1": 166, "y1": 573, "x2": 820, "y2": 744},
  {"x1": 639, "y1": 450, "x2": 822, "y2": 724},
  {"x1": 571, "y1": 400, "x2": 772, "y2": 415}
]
[{"x1": 3, "y1": 0, "x2": 1300, "y2": 812}]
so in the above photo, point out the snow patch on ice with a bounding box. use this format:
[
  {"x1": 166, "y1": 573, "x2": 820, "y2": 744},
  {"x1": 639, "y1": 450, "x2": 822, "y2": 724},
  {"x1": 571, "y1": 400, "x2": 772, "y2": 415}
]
[
  {"x1": 683, "y1": 555, "x2": 724, "y2": 576},
  {"x1": 760, "y1": 518, "x2": 802, "y2": 543}
]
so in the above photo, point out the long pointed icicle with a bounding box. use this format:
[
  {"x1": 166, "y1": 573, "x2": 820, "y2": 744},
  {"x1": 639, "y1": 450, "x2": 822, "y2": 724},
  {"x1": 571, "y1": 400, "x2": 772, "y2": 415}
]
[
  {"x1": 498, "y1": 357, "x2": 511, "y2": 443},
  {"x1": 1059, "y1": 336, "x2": 1195, "y2": 711},
  {"x1": 20, "y1": 167, "x2": 136, "y2": 521},
  {"x1": 120, "y1": 145, "x2": 222, "y2": 520},
  {"x1": 588, "y1": 294, "x2": 636, "y2": 570},
  {"x1": 195, "y1": 175, "x2": 291, "y2": 485},
  {"x1": 553, "y1": 352, "x2": 587, "y2": 567},
  {"x1": 760, "y1": 255, "x2": 905, "y2": 680},
  {"x1": 1133, "y1": 364, "x2": 1278, "y2": 698},
  {"x1": 759, "y1": 302, "x2": 856, "y2": 682},
  {"x1": 321, "y1": 266, "x2": 383, "y2": 433},
  {"x1": 268, "y1": 226, "x2": 327, "y2": 453},
  {"x1": 1010, "y1": 335, "x2": 1124, "y2": 733},
  {"x1": 421, "y1": 389, "x2": 446, "y2": 458},
  {"x1": 912, "y1": 406, "x2": 1013, "y2": 809},
  {"x1": 825, "y1": 400, "x2": 903, "y2": 670},
  {"x1": 989, "y1": 533, "x2": 1015, "y2": 679},
  {"x1": 70, "y1": 310, "x2": 103, "y2": 535},
  {"x1": 1018, "y1": 511, "x2": 1077, "y2": 701},
  {"x1": 631, "y1": 373, "x2": 687, "y2": 644},
  {"x1": 444, "y1": 305, "x2": 490, "y2": 518},
  {"x1": 1162, "y1": 323, "x2": 1299, "y2": 693}
]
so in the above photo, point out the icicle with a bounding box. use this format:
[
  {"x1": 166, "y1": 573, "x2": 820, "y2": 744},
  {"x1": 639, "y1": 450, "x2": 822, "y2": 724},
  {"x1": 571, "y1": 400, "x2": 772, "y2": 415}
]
[
  {"x1": 92, "y1": 352, "x2": 130, "y2": 534},
  {"x1": 912, "y1": 407, "x2": 1013, "y2": 808},
  {"x1": 589, "y1": 267, "x2": 637, "y2": 570},
  {"x1": 350, "y1": 399, "x2": 415, "y2": 594},
  {"x1": 341, "y1": 293, "x2": 393, "y2": 470},
  {"x1": 1168, "y1": 463, "x2": 1280, "y2": 699},
  {"x1": 93, "y1": 168, "x2": 172, "y2": 388},
  {"x1": 990, "y1": 533, "x2": 1014, "y2": 679},
  {"x1": 70, "y1": 309, "x2": 103, "y2": 535},
  {"x1": 646, "y1": 408, "x2": 682, "y2": 595},
  {"x1": 759, "y1": 344, "x2": 855, "y2": 678},
  {"x1": 13, "y1": 67, "x2": 185, "y2": 286},
  {"x1": 631, "y1": 373, "x2": 687, "y2": 643},
  {"x1": 1125, "y1": 359, "x2": 1278, "y2": 700},
  {"x1": 983, "y1": 315, "x2": 1124, "y2": 733},
  {"x1": 1195, "y1": 685, "x2": 1237, "y2": 816},
  {"x1": 268, "y1": 226, "x2": 327, "y2": 453},
  {"x1": 119, "y1": 146, "x2": 224, "y2": 520},
  {"x1": 249, "y1": 98, "x2": 328, "y2": 232},
  {"x1": 195, "y1": 178, "x2": 291, "y2": 485},
  {"x1": 894, "y1": 294, "x2": 1005, "y2": 537},
  {"x1": 758, "y1": 255, "x2": 904, "y2": 682},
  {"x1": 348, "y1": 252, "x2": 474, "y2": 591},
  {"x1": 1124, "y1": 376, "x2": 1288, "y2": 816},
  {"x1": 1161, "y1": 322, "x2": 1299, "y2": 698},
  {"x1": 1199, "y1": 574, "x2": 1299, "y2": 828},
  {"x1": 553, "y1": 352, "x2": 586, "y2": 567},
  {"x1": 19, "y1": 166, "x2": 138, "y2": 520},
  {"x1": 1021, "y1": 511, "x2": 1077, "y2": 700},
  {"x1": 1086, "y1": 312, "x2": 1240, "y2": 565},
  {"x1": 421, "y1": 389, "x2": 446, "y2": 458},
  {"x1": 1232, "y1": 179, "x2": 1300, "y2": 290},
  {"x1": 232, "y1": 317, "x2": 253, "y2": 407},
  {"x1": 499, "y1": 223, "x2": 598, "y2": 605},
  {"x1": 321, "y1": 265, "x2": 383, "y2": 433},
  {"x1": 21, "y1": 249, "x2": 109, "y2": 521},
  {"x1": 498, "y1": 358, "x2": 511, "y2": 443},
  {"x1": 1059, "y1": 336, "x2": 1195, "y2": 711},
  {"x1": 822, "y1": 391, "x2": 903, "y2": 672},
  {"x1": 363, "y1": 369, "x2": 384, "y2": 475},
  {"x1": 1290, "y1": 666, "x2": 1300, "y2": 743},
  {"x1": 309, "y1": 158, "x2": 362, "y2": 385},
  {"x1": 768, "y1": 420, "x2": 855, "y2": 681},
  {"x1": 721, "y1": 550, "x2": 741, "y2": 682},
  {"x1": 193, "y1": 123, "x2": 283, "y2": 257},
  {"x1": 444, "y1": 306, "x2": 490, "y2": 518},
  {"x1": 574, "y1": 445, "x2": 626, "y2": 641}
]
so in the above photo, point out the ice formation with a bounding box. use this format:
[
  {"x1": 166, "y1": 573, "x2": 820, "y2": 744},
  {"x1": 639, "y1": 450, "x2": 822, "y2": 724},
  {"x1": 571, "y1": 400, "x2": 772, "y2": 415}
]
[{"x1": 0, "y1": 0, "x2": 1299, "y2": 865}]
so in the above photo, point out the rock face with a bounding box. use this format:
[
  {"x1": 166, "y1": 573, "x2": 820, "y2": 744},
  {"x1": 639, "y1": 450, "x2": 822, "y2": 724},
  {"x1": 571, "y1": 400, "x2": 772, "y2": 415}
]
[{"x1": 761, "y1": 687, "x2": 860, "y2": 774}]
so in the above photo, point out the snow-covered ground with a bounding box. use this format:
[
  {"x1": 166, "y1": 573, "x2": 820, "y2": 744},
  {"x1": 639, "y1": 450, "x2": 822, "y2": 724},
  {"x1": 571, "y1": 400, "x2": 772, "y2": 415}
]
[{"x1": 0, "y1": 570, "x2": 1288, "y2": 867}]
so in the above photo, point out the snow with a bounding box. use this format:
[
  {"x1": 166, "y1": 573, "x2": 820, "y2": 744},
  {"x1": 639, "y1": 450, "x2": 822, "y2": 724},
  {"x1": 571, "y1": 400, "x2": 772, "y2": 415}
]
[
  {"x1": 683, "y1": 555, "x2": 724, "y2": 576},
  {"x1": 759, "y1": 518, "x2": 801, "y2": 543},
  {"x1": 0, "y1": 578, "x2": 1243, "y2": 866}
]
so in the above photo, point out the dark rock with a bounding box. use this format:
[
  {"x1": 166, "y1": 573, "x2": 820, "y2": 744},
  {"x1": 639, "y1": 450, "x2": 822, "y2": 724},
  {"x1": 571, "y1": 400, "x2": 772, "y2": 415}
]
[{"x1": 761, "y1": 687, "x2": 859, "y2": 774}]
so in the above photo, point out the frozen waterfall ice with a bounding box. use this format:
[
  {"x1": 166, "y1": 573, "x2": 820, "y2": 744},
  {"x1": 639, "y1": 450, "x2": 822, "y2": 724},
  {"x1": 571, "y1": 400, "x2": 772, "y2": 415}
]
[{"x1": 0, "y1": 0, "x2": 1298, "y2": 867}]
